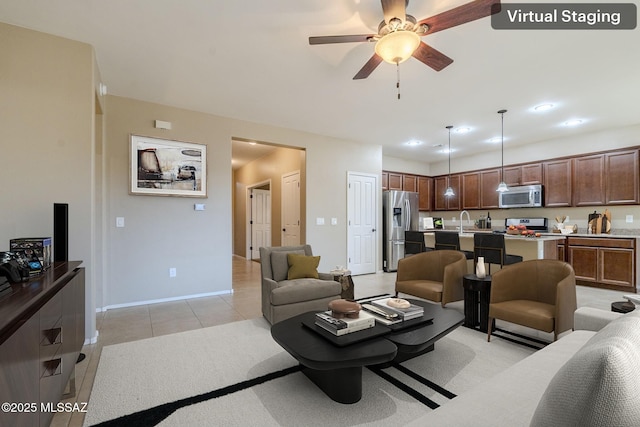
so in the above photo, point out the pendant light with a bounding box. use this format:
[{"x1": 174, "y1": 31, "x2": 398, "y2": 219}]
[
  {"x1": 496, "y1": 109, "x2": 509, "y2": 192},
  {"x1": 444, "y1": 125, "x2": 455, "y2": 197}
]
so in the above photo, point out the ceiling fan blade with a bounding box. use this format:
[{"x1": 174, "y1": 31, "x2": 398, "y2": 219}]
[
  {"x1": 418, "y1": 0, "x2": 501, "y2": 35},
  {"x1": 309, "y1": 35, "x2": 375, "y2": 45},
  {"x1": 353, "y1": 54, "x2": 383, "y2": 80},
  {"x1": 412, "y1": 42, "x2": 453, "y2": 71},
  {"x1": 381, "y1": 0, "x2": 408, "y2": 24}
]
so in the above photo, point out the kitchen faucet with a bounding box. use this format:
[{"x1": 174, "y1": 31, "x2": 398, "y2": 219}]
[{"x1": 460, "y1": 210, "x2": 471, "y2": 233}]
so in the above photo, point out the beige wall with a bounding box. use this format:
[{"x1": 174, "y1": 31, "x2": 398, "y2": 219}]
[
  {"x1": 0, "y1": 23, "x2": 97, "y2": 341},
  {"x1": 233, "y1": 146, "x2": 306, "y2": 257},
  {"x1": 103, "y1": 95, "x2": 382, "y2": 307}
]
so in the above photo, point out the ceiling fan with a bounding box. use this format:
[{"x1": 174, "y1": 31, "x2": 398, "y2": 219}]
[{"x1": 309, "y1": 0, "x2": 501, "y2": 79}]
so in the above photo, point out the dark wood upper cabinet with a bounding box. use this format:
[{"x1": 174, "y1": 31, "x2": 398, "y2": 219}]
[
  {"x1": 388, "y1": 172, "x2": 402, "y2": 190},
  {"x1": 435, "y1": 175, "x2": 460, "y2": 211},
  {"x1": 503, "y1": 166, "x2": 521, "y2": 187},
  {"x1": 573, "y1": 154, "x2": 606, "y2": 206},
  {"x1": 462, "y1": 172, "x2": 480, "y2": 209},
  {"x1": 521, "y1": 163, "x2": 543, "y2": 185},
  {"x1": 543, "y1": 159, "x2": 572, "y2": 207},
  {"x1": 402, "y1": 174, "x2": 417, "y2": 192},
  {"x1": 417, "y1": 176, "x2": 433, "y2": 211},
  {"x1": 480, "y1": 169, "x2": 501, "y2": 208},
  {"x1": 606, "y1": 149, "x2": 639, "y2": 204},
  {"x1": 503, "y1": 163, "x2": 542, "y2": 187}
]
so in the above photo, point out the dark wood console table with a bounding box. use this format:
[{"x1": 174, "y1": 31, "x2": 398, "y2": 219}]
[{"x1": 0, "y1": 261, "x2": 85, "y2": 427}]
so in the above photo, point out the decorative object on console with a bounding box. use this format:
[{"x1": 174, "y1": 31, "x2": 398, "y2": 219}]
[{"x1": 10, "y1": 237, "x2": 51, "y2": 271}]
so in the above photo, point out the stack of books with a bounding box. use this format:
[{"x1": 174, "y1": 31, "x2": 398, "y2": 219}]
[
  {"x1": 314, "y1": 311, "x2": 376, "y2": 336},
  {"x1": 370, "y1": 297, "x2": 424, "y2": 321}
]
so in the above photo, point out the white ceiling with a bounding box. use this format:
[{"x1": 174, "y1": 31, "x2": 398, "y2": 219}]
[{"x1": 2, "y1": 0, "x2": 639, "y2": 166}]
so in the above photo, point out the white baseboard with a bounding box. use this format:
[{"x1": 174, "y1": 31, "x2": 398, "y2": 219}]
[{"x1": 97, "y1": 289, "x2": 233, "y2": 312}]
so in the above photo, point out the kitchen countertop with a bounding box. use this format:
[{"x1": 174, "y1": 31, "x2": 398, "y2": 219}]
[{"x1": 422, "y1": 230, "x2": 640, "y2": 240}]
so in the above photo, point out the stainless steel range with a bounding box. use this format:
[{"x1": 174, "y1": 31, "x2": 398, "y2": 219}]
[{"x1": 505, "y1": 217, "x2": 549, "y2": 232}]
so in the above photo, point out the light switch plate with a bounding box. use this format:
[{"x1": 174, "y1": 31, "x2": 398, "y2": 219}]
[
  {"x1": 316, "y1": 217, "x2": 325, "y2": 225},
  {"x1": 116, "y1": 217, "x2": 125, "y2": 228},
  {"x1": 331, "y1": 218, "x2": 338, "y2": 225},
  {"x1": 626, "y1": 215, "x2": 633, "y2": 223}
]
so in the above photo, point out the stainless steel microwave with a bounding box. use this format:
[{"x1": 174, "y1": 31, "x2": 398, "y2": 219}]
[{"x1": 499, "y1": 185, "x2": 543, "y2": 208}]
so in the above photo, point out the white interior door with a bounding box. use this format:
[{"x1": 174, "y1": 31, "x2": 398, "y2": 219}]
[
  {"x1": 347, "y1": 172, "x2": 377, "y2": 275},
  {"x1": 281, "y1": 171, "x2": 300, "y2": 246},
  {"x1": 250, "y1": 189, "x2": 271, "y2": 259}
]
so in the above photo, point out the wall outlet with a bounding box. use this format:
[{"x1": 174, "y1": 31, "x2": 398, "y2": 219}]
[
  {"x1": 626, "y1": 215, "x2": 633, "y2": 223},
  {"x1": 169, "y1": 268, "x2": 176, "y2": 277}
]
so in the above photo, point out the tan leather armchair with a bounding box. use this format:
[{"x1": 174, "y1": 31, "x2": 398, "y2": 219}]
[
  {"x1": 395, "y1": 250, "x2": 467, "y2": 307},
  {"x1": 260, "y1": 245, "x2": 342, "y2": 325},
  {"x1": 488, "y1": 259, "x2": 577, "y2": 342}
]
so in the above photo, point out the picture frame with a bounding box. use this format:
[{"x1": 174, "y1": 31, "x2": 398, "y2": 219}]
[{"x1": 129, "y1": 135, "x2": 207, "y2": 197}]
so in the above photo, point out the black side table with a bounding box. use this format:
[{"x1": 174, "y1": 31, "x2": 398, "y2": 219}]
[{"x1": 463, "y1": 274, "x2": 495, "y2": 333}]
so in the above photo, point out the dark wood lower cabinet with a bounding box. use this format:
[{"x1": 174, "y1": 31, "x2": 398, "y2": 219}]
[
  {"x1": 567, "y1": 238, "x2": 635, "y2": 292},
  {"x1": 0, "y1": 262, "x2": 85, "y2": 427}
]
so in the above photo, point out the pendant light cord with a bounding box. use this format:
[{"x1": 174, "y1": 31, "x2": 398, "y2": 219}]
[
  {"x1": 501, "y1": 112, "x2": 504, "y2": 181},
  {"x1": 447, "y1": 125, "x2": 453, "y2": 187}
]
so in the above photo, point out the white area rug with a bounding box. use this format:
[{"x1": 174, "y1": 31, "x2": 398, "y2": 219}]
[{"x1": 84, "y1": 318, "x2": 535, "y2": 426}]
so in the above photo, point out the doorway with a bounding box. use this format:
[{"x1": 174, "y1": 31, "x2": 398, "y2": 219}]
[
  {"x1": 246, "y1": 182, "x2": 272, "y2": 260},
  {"x1": 281, "y1": 170, "x2": 301, "y2": 246},
  {"x1": 347, "y1": 172, "x2": 378, "y2": 275}
]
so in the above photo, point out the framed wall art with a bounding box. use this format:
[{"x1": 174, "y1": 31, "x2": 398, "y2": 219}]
[{"x1": 130, "y1": 135, "x2": 207, "y2": 197}]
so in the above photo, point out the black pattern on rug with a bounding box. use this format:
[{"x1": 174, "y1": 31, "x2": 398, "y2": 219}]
[
  {"x1": 91, "y1": 360, "x2": 459, "y2": 426},
  {"x1": 91, "y1": 365, "x2": 302, "y2": 427},
  {"x1": 368, "y1": 362, "x2": 457, "y2": 410}
]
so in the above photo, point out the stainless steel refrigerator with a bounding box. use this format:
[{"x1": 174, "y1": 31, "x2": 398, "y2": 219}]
[{"x1": 382, "y1": 190, "x2": 419, "y2": 272}]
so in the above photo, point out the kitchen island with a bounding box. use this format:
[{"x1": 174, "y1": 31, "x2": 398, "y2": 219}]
[{"x1": 423, "y1": 231, "x2": 566, "y2": 271}]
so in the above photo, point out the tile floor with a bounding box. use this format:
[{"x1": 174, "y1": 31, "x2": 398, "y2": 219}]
[{"x1": 51, "y1": 256, "x2": 628, "y2": 426}]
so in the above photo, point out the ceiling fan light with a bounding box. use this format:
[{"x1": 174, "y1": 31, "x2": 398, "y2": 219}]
[
  {"x1": 375, "y1": 31, "x2": 420, "y2": 64},
  {"x1": 496, "y1": 181, "x2": 509, "y2": 192},
  {"x1": 444, "y1": 186, "x2": 455, "y2": 197}
]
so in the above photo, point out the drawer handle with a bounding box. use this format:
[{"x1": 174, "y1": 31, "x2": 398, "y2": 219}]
[
  {"x1": 43, "y1": 358, "x2": 62, "y2": 377},
  {"x1": 42, "y1": 327, "x2": 62, "y2": 345}
]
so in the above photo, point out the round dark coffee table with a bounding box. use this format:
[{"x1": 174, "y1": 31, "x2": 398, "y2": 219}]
[{"x1": 271, "y1": 298, "x2": 463, "y2": 404}]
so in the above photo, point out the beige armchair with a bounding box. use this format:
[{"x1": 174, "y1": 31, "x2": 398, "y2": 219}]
[
  {"x1": 395, "y1": 250, "x2": 467, "y2": 307},
  {"x1": 260, "y1": 245, "x2": 342, "y2": 325},
  {"x1": 488, "y1": 259, "x2": 577, "y2": 342}
]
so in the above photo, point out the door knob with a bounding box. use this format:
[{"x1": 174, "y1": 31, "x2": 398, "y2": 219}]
[{"x1": 372, "y1": 229, "x2": 376, "y2": 232}]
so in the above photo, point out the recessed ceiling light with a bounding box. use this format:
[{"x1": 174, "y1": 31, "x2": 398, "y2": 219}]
[
  {"x1": 248, "y1": 141, "x2": 257, "y2": 145},
  {"x1": 455, "y1": 127, "x2": 471, "y2": 134},
  {"x1": 533, "y1": 103, "x2": 555, "y2": 112},
  {"x1": 406, "y1": 140, "x2": 422, "y2": 146},
  {"x1": 563, "y1": 119, "x2": 583, "y2": 127},
  {"x1": 440, "y1": 148, "x2": 455, "y2": 154},
  {"x1": 487, "y1": 136, "x2": 502, "y2": 143}
]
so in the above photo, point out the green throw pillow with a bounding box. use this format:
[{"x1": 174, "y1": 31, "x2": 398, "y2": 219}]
[{"x1": 287, "y1": 253, "x2": 320, "y2": 280}]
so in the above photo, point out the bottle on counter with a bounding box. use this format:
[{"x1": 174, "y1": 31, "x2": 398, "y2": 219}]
[{"x1": 486, "y1": 212, "x2": 491, "y2": 229}]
